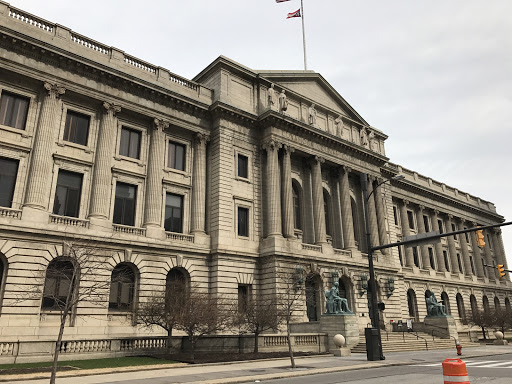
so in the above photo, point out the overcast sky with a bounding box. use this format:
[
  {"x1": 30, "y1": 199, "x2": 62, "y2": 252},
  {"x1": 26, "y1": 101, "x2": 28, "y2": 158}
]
[{"x1": 14, "y1": 1, "x2": 512, "y2": 266}]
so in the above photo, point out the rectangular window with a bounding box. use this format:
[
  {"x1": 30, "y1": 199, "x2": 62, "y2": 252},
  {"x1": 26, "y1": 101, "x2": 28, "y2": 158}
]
[
  {"x1": 52, "y1": 170, "x2": 82, "y2": 218},
  {"x1": 168, "y1": 141, "x2": 186, "y2": 171},
  {"x1": 119, "y1": 127, "x2": 141, "y2": 159},
  {"x1": 407, "y1": 211, "x2": 415, "y2": 230},
  {"x1": 164, "y1": 193, "x2": 183, "y2": 233},
  {"x1": 438, "y1": 219, "x2": 444, "y2": 234},
  {"x1": 464, "y1": 228, "x2": 469, "y2": 243},
  {"x1": 393, "y1": 206, "x2": 398, "y2": 226},
  {"x1": 0, "y1": 157, "x2": 19, "y2": 207},
  {"x1": 482, "y1": 258, "x2": 487, "y2": 277},
  {"x1": 413, "y1": 247, "x2": 419, "y2": 268},
  {"x1": 452, "y1": 223, "x2": 457, "y2": 240},
  {"x1": 0, "y1": 91, "x2": 29, "y2": 130},
  {"x1": 487, "y1": 234, "x2": 492, "y2": 249},
  {"x1": 237, "y1": 154, "x2": 248, "y2": 179},
  {"x1": 398, "y1": 246, "x2": 403, "y2": 266},
  {"x1": 63, "y1": 110, "x2": 90, "y2": 146},
  {"x1": 469, "y1": 256, "x2": 475, "y2": 275},
  {"x1": 457, "y1": 254, "x2": 463, "y2": 273},
  {"x1": 423, "y1": 215, "x2": 430, "y2": 232},
  {"x1": 443, "y1": 251, "x2": 450, "y2": 272},
  {"x1": 238, "y1": 207, "x2": 249, "y2": 237},
  {"x1": 238, "y1": 284, "x2": 251, "y2": 313},
  {"x1": 428, "y1": 248, "x2": 435, "y2": 269},
  {"x1": 113, "y1": 182, "x2": 137, "y2": 226}
]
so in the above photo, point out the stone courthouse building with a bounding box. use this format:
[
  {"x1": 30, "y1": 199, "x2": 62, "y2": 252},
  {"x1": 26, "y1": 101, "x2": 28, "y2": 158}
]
[{"x1": 0, "y1": 3, "x2": 510, "y2": 359}]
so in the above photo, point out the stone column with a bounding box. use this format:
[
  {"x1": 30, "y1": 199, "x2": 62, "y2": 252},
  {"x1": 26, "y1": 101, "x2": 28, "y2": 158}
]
[
  {"x1": 191, "y1": 133, "x2": 208, "y2": 234},
  {"x1": 367, "y1": 176, "x2": 380, "y2": 249},
  {"x1": 89, "y1": 102, "x2": 121, "y2": 224},
  {"x1": 281, "y1": 144, "x2": 295, "y2": 239},
  {"x1": 302, "y1": 161, "x2": 315, "y2": 244},
  {"x1": 374, "y1": 177, "x2": 388, "y2": 255},
  {"x1": 263, "y1": 140, "x2": 282, "y2": 238},
  {"x1": 483, "y1": 229, "x2": 498, "y2": 279},
  {"x1": 470, "y1": 221, "x2": 486, "y2": 278},
  {"x1": 430, "y1": 209, "x2": 446, "y2": 272},
  {"x1": 339, "y1": 166, "x2": 356, "y2": 250},
  {"x1": 310, "y1": 156, "x2": 326, "y2": 245},
  {"x1": 495, "y1": 229, "x2": 510, "y2": 281},
  {"x1": 399, "y1": 199, "x2": 414, "y2": 267},
  {"x1": 416, "y1": 205, "x2": 430, "y2": 269},
  {"x1": 143, "y1": 119, "x2": 168, "y2": 236},
  {"x1": 458, "y1": 218, "x2": 473, "y2": 276},
  {"x1": 446, "y1": 215, "x2": 458, "y2": 273},
  {"x1": 330, "y1": 169, "x2": 343, "y2": 249},
  {"x1": 24, "y1": 82, "x2": 66, "y2": 215}
]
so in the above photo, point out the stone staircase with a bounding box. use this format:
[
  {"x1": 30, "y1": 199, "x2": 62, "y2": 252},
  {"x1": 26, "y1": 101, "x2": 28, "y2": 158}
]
[{"x1": 352, "y1": 331, "x2": 478, "y2": 353}]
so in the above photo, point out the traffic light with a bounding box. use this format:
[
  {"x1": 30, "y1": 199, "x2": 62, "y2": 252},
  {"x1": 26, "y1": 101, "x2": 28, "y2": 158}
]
[
  {"x1": 476, "y1": 228, "x2": 485, "y2": 248},
  {"x1": 498, "y1": 264, "x2": 506, "y2": 278}
]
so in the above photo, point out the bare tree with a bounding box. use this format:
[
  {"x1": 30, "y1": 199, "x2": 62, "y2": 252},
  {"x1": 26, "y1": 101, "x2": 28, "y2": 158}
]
[
  {"x1": 16, "y1": 237, "x2": 116, "y2": 384},
  {"x1": 232, "y1": 293, "x2": 278, "y2": 353},
  {"x1": 467, "y1": 309, "x2": 493, "y2": 340}
]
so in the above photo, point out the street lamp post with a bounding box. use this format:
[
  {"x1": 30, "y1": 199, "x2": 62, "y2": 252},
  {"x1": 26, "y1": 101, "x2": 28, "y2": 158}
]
[{"x1": 360, "y1": 173, "x2": 404, "y2": 361}]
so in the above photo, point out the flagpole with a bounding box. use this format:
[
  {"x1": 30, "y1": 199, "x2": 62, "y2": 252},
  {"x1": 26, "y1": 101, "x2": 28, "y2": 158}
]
[{"x1": 301, "y1": 0, "x2": 307, "y2": 70}]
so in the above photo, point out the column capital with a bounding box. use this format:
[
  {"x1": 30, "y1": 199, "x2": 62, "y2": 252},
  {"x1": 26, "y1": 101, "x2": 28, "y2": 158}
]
[
  {"x1": 262, "y1": 139, "x2": 282, "y2": 152},
  {"x1": 493, "y1": 227, "x2": 502, "y2": 235},
  {"x1": 309, "y1": 155, "x2": 325, "y2": 166},
  {"x1": 418, "y1": 204, "x2": 425, "y2": 212},
  {"x1": 402, "y1": 199, "x2": 410, "y2": 206},
  {"x1": 432, "y1": 208, "x2": 440, "y2": 216},
  {"x1": 153, "y1": 118, "x2": 169, "y2": 131},
  {"x1": 447, "y1": 214, "x2": 454, "y2": 220},
  {"x1": 103, "y1": 101, "x2": 121, "y2": 116},
  {"x1": 282, "y1": 144, "x2": 295, "y2": 155},
  {"x1": 340, "y1": 164, "x2": 352, "y2": 174},
  {"x1": 194, "y1": 132, "x2": 210, "y2": 146},
  {"x1": 471, "y1": 221, "x2": 479, "y2": 227},
  {"x1": 43, "y1": 82, "x2": 65, "y2": 98}
]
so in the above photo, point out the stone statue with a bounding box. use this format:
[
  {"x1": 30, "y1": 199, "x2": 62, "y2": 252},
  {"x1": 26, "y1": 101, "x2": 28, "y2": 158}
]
[
  {"x1": 360, "y1": 127, "x2": 369, "y2": 147},
  {"x1": 368, "y1": 130, "x2": 377, "y2": 152},
  {"x1": 426, "y1": 293, "x2": 447, "y2": 316},
  {"x1": 278, "y1": 90, "x2": 288, "y2": 113},
  {"x1": 308, "y1": 103, "x2": 317, "y2": 125},
  {"x1": 325, "y1": 282, "x2": 352, "y2": 314},
  {"x1": 334, "y1": 115, "x2": 344, "y2": 137},
  {"x1": 267, "y1": 83, "x2": 276, "y2": 109}
]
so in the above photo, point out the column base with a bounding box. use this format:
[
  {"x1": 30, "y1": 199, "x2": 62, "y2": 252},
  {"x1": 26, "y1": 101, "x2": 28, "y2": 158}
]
[
  {"x1": 21, "y1": 206, "x2": 49, "y2": 224},
  {"x1": 88, "y1": 217, "x2": 112, "y2": 232},
  {"x1": 145, "y1": 226, "x2": 166, "y2": 240}
]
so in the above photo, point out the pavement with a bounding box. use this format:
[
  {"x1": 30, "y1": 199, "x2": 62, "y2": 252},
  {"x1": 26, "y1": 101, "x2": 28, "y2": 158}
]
[{"x1": 1, "y1": 345, "x2": 511, "y2": 384}]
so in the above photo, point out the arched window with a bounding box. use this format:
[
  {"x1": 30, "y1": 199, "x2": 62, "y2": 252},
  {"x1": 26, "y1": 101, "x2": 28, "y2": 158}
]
[
  {"x1": 292, "y1": 182, "x2": 302, "y2": 230},
  {"x1": 482, "y1": 295, "x2": 490, "y2": 312},
  {"x1": 42, "y1": 258, "x2": 77, "y2": 309},
  {"x1": 0, "y1": 253, "x2": 7, "y2": 311},
  {"x1": 338, "y1": 276, "x2": 355, "y2": 313},
  {"x1": 505, "y1": 298, "x2": 511, "y2": 312},
  {"x1": 456, "y1": 293, "x2": 466, "y2": 322},
  {"x1": 305, "y1": 274, "x2": 322, "y2": 322},
  {"x1": 441, "y1": 292, "x2": 451, "y2": 315},
  {"x1": 470, "y1": 294, "x2": 478, "y2": 315},
  {"x1": 494, "y1": 296, "x2": 501, "y2": 311},
  {"x1": 166, "y1": 268, "x2": 188, "y2": 304},
  {"x1": 350, "y1": 197, "x2": 361, "y2": 248},
  {"x1": 323, "y1": 189, "x2": 332, "y2": 237},
  {"x1": 109, "y1": 263, "x2": 137, "y2": 311},
  {"x1": 407, "y1": 289, "x2": 418, "y2": 320}
]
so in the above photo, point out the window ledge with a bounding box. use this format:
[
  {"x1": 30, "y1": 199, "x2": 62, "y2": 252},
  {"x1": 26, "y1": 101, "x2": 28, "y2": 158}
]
[
  {"x1": 0, "y1": 124, "x2": 30, "y2": 137},
  {"x1": 114, "y1": 155, "x2": 145, "y2": 167},
  {"x1": 56, "y1": 140, "x2": 93, "y2": 153},
  {"x1": 163, "y1": 167, "x2": 189, "y2": 177},
  {"x1": 235, "y1": 176, "x2": 251, "y2": 184}
]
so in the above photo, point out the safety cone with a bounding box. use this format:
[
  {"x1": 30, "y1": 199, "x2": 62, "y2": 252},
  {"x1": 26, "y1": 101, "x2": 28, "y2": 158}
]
[{"x1": 442, "y1": 358, "x2": 470, "y2": 384}]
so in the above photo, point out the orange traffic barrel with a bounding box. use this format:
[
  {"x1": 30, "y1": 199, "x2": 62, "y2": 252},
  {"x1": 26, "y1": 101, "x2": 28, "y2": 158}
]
[{"x1": 442, "y1": 358, "x2": 470, "y2": 384}]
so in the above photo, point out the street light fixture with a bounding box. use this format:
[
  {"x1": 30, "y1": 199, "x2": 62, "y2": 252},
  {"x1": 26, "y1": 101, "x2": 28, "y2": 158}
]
[{"x1": 360, "y1": 173, "x2": 404, "y2": 361}]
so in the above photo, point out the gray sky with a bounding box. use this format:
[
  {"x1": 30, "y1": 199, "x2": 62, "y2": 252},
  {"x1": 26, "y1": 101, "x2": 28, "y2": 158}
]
[{"x1": 14, "y1": 1, "x2": 512, "y2": 266}]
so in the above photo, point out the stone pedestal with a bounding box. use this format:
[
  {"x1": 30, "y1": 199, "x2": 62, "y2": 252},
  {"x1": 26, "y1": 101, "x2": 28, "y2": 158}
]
[
  {"x1": 423, "y1": 316, "x2": 458, "y2": 340},
  {"x1": 332, "y1": 347, "x2": 351, "y2": 356},
  {"x1": 319, "y1": 314, "x2": 359, "y2": 350}
]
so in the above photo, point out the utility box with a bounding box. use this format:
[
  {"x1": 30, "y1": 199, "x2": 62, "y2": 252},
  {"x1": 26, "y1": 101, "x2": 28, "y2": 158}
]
[{"x1": 365, "y1": 327, "x2": 381, "y2": 361}]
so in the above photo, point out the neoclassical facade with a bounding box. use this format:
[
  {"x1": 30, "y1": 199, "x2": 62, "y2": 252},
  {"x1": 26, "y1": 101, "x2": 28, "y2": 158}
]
[{"x1": 0, "y1": 2, "x2": 510, "y2": 355}]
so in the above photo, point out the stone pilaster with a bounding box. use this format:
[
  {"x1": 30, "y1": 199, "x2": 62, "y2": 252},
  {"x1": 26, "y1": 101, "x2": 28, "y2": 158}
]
[
  {"x1": 399, "y1": 199, "x2": 414, "y2": 267},
  {"x1": 89, "y1": 102, "x2": 121, "y2": 225},
  {"x1": 263, "y1": 140, "x2": 282, "y2": 238},
  {"x1": 430, "y1": 209, "x2": 446, "y2": 272},
  {"x1": 458, "y1": 218, "x2": 473, "y2": 276},
  {"x1": 446, "y1": 215, "x2": 458, "y2": 273},
  {"x1": 339, "y1": 166, "x2": 356, "y2": 250},
  {"x1": 470, "y1": 221, "x2": 486, "y2": 278},
  {"x1": 310, "y1": 156, "x2": 326, "y2": 245},
  {"x1": 143, "y1": 119, "x2": 168, "y2": 236},
  {"x1": 24, "y1": 82, "x2": 65, "y2": 217},
  {"x1": 374, "y1": 177, "x2": 388, "y2": 255},
  {"x1": 281, "y1": 145, "x2": 295, "y2": 239},
  {"x1": 416, "y1": 205, "x2": 430, "y2": 269},
  {"x1": 367, "y1": 176, "x2": 380, "y2": 250},
  {"x1": 191, "y1": 132, "x2": 208, "y2": 234},
  {"x1": 330, "y1": 169, "x2": 343, "y2": 249}
]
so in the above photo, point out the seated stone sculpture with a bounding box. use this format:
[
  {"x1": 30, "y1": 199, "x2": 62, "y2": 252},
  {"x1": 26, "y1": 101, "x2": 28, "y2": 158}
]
[
  {"x1": 426, "y1": 293, "x2": 447, "y2": 316},
  {"x1": 325, "y1": 282, "x2": 352, "y2": 314}
]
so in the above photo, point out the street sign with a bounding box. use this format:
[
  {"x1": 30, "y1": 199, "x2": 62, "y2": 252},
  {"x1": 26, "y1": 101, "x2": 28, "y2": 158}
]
[{"x1": 403, "y1": 231, "x2": 441, "y2": 248}]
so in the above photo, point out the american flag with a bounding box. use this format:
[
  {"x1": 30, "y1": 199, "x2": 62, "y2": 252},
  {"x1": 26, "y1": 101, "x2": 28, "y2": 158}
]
[{"x1": 287, "y1": 9, "x2": 301, "y2": 18}]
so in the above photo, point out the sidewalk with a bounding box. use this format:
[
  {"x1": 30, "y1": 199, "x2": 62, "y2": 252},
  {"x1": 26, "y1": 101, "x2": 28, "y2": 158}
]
[{"x1": 2, "y1": 345, "x2": 511, "y2": 384}]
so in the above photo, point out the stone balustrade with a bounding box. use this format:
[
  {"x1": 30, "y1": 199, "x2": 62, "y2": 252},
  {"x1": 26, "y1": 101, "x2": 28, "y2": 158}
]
[
  {"x1": 8, "y1": 7, "x2": 53, "y2": 32},
  {"x1": 60, "y1": 340, "x2": 111, "y2": 354},
  {"x1": 166, "y1": 232, "x2": 195, "y2": 243},
  {"x1": 50, "y1": 214, "x2": 90, "y2": 228},
  {"x1": 112, "y1": 224, "x2": 146, "y2": 237},
  {"x1": 302, "y1": 243, "x2": 322, "y2": 252},
  {"x1": 0, "y1": 207, "x2": 21, "y2": 219}
]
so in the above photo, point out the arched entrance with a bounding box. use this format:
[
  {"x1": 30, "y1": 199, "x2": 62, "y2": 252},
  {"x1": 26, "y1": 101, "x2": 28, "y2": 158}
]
[
  {"x1": 407, "y1": 289, "x2": 419, "y2": 321},
  {"x1": 456, "y1": 293, "x2": 466, "y2": 323},
  {"x1": 470, "y1": 294, "x2": 478, "y2": 316},
  {"x1": 338, "y1": 276, "x2": 355, "y2": 313},
  {"x1": 441, "y1": 292, "x2": 451, "y2": 315},
  {"x1": 305, "y1": 274, "x2": 322, "y2": 321}
]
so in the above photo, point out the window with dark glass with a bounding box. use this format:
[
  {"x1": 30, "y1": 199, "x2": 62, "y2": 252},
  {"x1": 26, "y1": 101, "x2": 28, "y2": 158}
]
[
  {"x1": 238, "y1": 284, "x2": 251, "y2": 313},
  {"x1": 407, "y1": 211, "x2": 415, "y2": 230},
  {"x1": 164, "y1": 193, "x2": 183, "y2": 233},
  {"x1": 443, "y1": 251, "x2": 450, "y2": 272},
  {"x1": 42, "y1": 259, "x2": 75, "y2": 309},
  {"x1": 423, "y1": 215, "x2": 430, "y2": 232},
  {"x1": 0, "y1": 91, "x2": 29, "y2": 130},
  {"x1": 464, "y1": 228, "x2": 469, "y2": 243},
  {"x1": 487, "y1": 234, "x2": 492, "y2": 249},
  {"x1": 457, "y1": 254, "x2": 463, "y2": 273},
  {"x1": 168, "y1": 141, "x2": 185, "y2": 171},
  {"x1": 119, "y1": 127, "x2": 141, "y2": 159},
  {"x1": 482, "y1": 259, "x2": 487, "y2": 277},
  {"x1": 52, "y1": 170, "x2": 82, "y2": 218},
  {"x1": 237, "y1": 154, "x2": 248, "y2": 179},
  {"x1": 293, "y1": 184, "x2": 301, "y2": 230},
  {"x1": 0, "y1": 157, "x2": 18, "y2": 208},
  {"x1": 451, "y1": 223, "x2": 457, "y2": 240},
  {"x1": 63, "y1": 111, "x2": 90, "y2": 146},
  {"x1": 238, "y1": 207, "x2": 249, "y2": 237},
  {"x1": 398, "y1": 246, "x2": 403, "y2": 266},
  {"x1": 438, "y1": 219, "x2": 444, "y2": 234},
  {"x1": 323, "y1": 190, "x2": 331, "y2": 236},
  {"x1": 109, "y1": 263, "x2": 136, "y2": 311},
  {"x1": 469, "y1": 256, "x2": 475, "y2": 275},
  {"x1": 113, "y1": 183, "x2": 137, "y2": 226},
  {"x1": 428, "y1": 248, "x2": 435, "y2": 269},
  {"x1": 393, "y1": 206, "x2": 398, "y2": 226},
  {"x1": 413, "y1": 247, "x2": 419, "y2": 267}
]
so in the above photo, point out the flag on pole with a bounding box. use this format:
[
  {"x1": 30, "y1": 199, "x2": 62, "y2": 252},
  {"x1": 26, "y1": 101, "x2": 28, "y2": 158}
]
[
  {"x1": 287, "y1": 9, "x2": 301, "y2": 18},
  {"x1": 275, "y1": 0, "x2": 291, "y2": 2}
]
